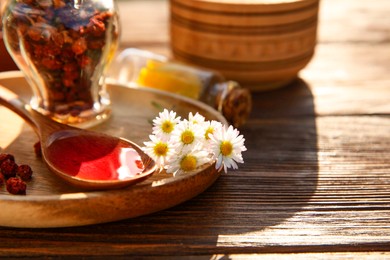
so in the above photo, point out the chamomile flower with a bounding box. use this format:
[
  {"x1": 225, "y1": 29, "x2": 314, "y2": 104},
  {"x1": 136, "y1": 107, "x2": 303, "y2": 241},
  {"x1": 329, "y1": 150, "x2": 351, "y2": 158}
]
[
  {"x1": 166, "y1": 147, "x2": 210, "y2": 176},
  {"x1": 203, "y1": 120, "x2": 223, "y2": 142},
  {"x1": 143, "y1": 109, "x2": 246, "y2": 175},
  {"x1": 152, "y1": 109, "x2": 181, "y2": 141},
  {"x1": 142, "y1": 134, "x2": 174, "y2": 170},
  {"x1": 171, "y1": 119, "x2": 204, "y2": 151},
  {"x1": 188, "y1": 112, "x2": 206, "y2": 126},
  {"x1": 209, "y1": 125, "x2": 247, "y2": 173}
]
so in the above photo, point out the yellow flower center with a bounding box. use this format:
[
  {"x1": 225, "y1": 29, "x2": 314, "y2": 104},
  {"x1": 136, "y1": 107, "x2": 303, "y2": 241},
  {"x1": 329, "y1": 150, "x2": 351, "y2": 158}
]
[
  {"x1": 220, "y1": 141, "x2": 233, "y2": 156},
  {"x1": 204, "y1": 127, "x2": 214, "y2": 140},
  {"x1": 180, "y1": 155, "x2": 197, "y2": 172},
  {"x1": 153, "y1": 142, "x2": 168, "y2": 156},
  {"x1": 181, "y1": 130, "x2": 195, "y2": 145},
  {"x1": 161, "y1": 120, "x2": 174, "y2": 134}
]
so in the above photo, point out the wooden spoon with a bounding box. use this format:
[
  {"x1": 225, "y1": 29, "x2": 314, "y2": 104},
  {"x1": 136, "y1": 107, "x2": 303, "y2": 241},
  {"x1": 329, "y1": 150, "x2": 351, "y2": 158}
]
[{"x1": 0, "y1": 84, "x2": 156, "y2": 190}]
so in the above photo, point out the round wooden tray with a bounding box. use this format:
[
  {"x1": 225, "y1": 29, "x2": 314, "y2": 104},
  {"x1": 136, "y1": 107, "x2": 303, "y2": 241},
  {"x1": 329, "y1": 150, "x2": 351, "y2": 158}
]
[{"x1": 0, "y1": 71, "x2": 226, "y2": 228}]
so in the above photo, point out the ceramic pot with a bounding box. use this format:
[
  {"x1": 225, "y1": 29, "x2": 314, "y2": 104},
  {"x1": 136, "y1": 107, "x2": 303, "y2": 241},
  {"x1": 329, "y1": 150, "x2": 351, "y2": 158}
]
[{"x1": 170, "y1": 0, "x2": 320, "y2": 91}]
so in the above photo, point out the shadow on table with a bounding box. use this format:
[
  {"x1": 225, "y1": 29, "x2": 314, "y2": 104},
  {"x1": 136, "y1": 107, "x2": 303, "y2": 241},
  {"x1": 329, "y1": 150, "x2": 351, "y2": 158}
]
[
  {"x1": 119, "y1": 78, "x2": 318, "y2": 243},
  {"x1": 100, "y1": 78, "x2": 317, "y2": 250},
  {"x1": 5, "y1": 78, "x2": 318, "y2": 256},
  {"x1": 164, "y1": 77, "x2": 319, "y2": 234}
]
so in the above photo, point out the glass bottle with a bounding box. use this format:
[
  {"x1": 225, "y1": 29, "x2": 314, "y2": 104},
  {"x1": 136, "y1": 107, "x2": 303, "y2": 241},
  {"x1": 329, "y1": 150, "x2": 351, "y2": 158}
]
[
  {"x1": 108, "y1": 48, "x2": 252, "y2": 127},
  {"x1": 2, "y1": 0, "x2": 120, "y2": 127}
]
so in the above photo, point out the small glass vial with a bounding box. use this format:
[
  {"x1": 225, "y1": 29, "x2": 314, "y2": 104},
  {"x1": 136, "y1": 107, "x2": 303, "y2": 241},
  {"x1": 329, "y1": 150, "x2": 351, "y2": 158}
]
[
  {"x1": 108, "y1": 48, "x2": 252, "y2": 127},
  {"x1": 2, "y1": 0, "x2": 119, "y2": 128}
]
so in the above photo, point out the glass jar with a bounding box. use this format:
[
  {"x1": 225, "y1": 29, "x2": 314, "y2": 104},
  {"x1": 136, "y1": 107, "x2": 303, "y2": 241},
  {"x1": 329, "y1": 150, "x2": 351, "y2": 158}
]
[
  {"x1": 108, "y1": 48, "x2": 252, "y2": 127},
  {"x1": 2, "y1": 0, "x2": 120, "y2": 127}
]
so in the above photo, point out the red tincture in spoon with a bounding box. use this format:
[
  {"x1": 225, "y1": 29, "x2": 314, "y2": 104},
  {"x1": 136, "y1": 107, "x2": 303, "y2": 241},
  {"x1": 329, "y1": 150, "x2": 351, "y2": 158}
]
[{"x1": 45, "y1": 130, "x2": 145, "y2": 181}]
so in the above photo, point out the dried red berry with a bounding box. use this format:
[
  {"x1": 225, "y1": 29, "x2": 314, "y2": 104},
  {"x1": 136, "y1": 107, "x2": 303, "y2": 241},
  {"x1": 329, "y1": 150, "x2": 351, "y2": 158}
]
[
  {"x1": 17, "y1": 164, "x2": 33, "y2": 181},
  {"x1": 0, "y1": 153, "x2": 15, "y2": 164},
  {"x1": 78, "y1": 55, "x2": 92, "y2": 68},
  {"x1": 51, "y1": 31, "x2": 65, "y2": 47},
  {"x1": 6, "y1": 177, "x2": 27, "y2": 195},
  {"x1": 63, "y1": 62, "x2": 79, "y2": 72},
  {"x1": 33, "y1": 44, "x2": 45, "y2": 59},
  {"x1": 72, "y1": 37, "x2": 87, "y2": 55},
  {"x1": 45, "y1": 44, "x2": 62, "y2": 56},
  {"x1": 62, "y1": 78, "x2": 75, "y2": 87},
  {"x1": 86, "y1": 17, "x2": 106, "y2": 37},
  {"x1": 0, "y1": 159, "x2": 18, "y2": 179},
  {"x1": 27, "y1": 26, "x2": 44, "y2": 42},
  {"x1": 87, "y1": 39, "x2": 105, "y2": 50},
  {"x1": 41, "y1": 57, "x2": 63, "y2": 70}
]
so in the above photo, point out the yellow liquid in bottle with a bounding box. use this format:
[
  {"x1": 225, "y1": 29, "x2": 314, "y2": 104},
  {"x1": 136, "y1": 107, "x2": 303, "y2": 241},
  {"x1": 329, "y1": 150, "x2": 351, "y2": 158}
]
[{"x1": 136, "y1": 60, "x2": 202, "y2": 99}]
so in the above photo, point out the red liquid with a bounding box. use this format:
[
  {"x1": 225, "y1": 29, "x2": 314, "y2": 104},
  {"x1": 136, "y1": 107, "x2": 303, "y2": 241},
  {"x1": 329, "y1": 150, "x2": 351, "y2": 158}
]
[{"x1": 45, "y1": 131, "x2": 144, "y2": 181}]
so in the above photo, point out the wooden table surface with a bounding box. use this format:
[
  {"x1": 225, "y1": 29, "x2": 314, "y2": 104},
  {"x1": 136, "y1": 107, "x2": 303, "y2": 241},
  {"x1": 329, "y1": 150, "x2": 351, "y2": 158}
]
[{"x1": 1, "y1": 0, "x2": 390, "y2": 258}]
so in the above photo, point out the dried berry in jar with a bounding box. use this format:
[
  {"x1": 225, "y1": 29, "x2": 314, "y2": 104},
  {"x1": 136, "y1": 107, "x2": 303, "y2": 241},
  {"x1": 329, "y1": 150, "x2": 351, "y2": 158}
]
[
  {"x1": 3, "y1": 0, "x2": 118, "y2": 120},
  {"x1": 6, "y1": 177, "x2": 27, "y2": 195}
]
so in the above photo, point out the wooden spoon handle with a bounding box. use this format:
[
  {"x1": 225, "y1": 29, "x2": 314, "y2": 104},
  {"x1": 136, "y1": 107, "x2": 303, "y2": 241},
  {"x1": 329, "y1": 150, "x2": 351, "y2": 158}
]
[{"x1": 0, "y1": 83, "x2": 76, "y2": 140}]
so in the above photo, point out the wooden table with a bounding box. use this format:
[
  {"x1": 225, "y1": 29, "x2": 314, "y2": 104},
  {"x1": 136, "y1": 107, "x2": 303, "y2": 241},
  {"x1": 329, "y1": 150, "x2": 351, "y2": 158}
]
[{"x1": 1, "y1": 0, "x2": 389, "y2": 258}]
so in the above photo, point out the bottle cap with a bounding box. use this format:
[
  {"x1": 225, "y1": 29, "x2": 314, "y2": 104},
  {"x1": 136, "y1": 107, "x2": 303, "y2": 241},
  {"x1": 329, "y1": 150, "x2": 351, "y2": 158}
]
[{"x1": 217, "y1": 81, "x2": 252, "y2": 127}]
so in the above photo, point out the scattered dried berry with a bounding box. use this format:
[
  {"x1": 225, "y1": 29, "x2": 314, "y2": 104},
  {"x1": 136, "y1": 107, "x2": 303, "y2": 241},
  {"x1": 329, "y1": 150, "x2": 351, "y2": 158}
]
[
  {"x1": 0, "y1": 153, "x2": 33, "y2": 195},
  {"x1": 0, "y1": 153, "x2": 15, "y2": 164},
  {"x1": 6, "y1": 177, "x2": 27, "y2": 195},
  {"x1": 17, "y1": 164, "x2": 33, "y2": 181},
  {"x1": 0, "y1": 159, "x2": 18, "y2": 179}
]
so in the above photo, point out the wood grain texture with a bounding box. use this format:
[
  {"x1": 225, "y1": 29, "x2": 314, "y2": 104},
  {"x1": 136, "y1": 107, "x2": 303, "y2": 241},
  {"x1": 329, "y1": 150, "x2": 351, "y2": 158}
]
[{"x1": 0, "y1": 0, "x2": 389, "y2": 257}]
